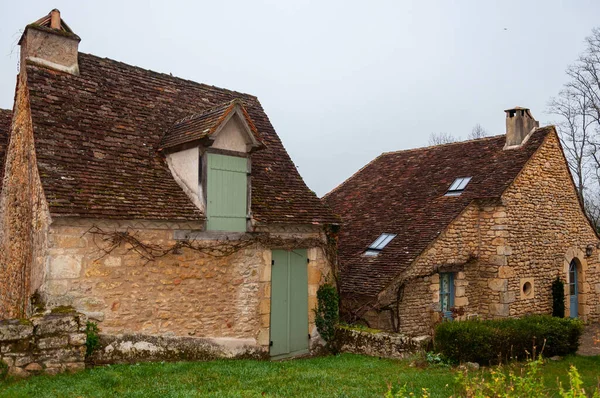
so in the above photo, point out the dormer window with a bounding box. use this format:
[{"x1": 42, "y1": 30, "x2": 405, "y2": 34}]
[
  {"x1": 159, "y1": 100, "x2": 265, "y2": 232},
  {"x1": 445, "y1": 177, "x2": 472, "y2": 196},
  {"x1": 364, "y1": 233, "x2": 396, "y2": 256}
]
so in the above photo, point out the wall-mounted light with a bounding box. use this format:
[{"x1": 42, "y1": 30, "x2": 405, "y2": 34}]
[{"x1": 586, "y1": 244, "x2": 594, "y2": 257}]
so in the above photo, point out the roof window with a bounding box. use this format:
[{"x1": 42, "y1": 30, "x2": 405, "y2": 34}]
[
  {"x1": 445, "y1": 177, "x2": 472, "y2": 196},
  {"x1": 364, "y1": 233, "x2": 396, "y2": 256}
]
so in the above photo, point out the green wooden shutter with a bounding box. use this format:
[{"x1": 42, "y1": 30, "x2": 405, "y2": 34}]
[
  {"x1": 206, "y1": 153, "x2": 248, "y2": 232},
  {"x1": 440, "y1": 272, "x2": 455, "y2": 321}
]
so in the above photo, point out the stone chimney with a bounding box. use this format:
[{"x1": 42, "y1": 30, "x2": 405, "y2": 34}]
[
  {"x1": 18, "y1": 9, "x2": 80, "y2": 75},
  {"x1": 504, "y1": 107, "x2": 539, "y2": 149}
]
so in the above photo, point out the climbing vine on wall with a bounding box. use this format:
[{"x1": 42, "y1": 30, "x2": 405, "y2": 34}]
[
  {"x1": 84, "y1": 226, "x2": 338, "y2": 267},
  {"x1": 314, "y1": 284, "x2": 339, "y2": 353}
]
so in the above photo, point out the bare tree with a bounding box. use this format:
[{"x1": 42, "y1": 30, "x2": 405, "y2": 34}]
[
  {"x1": 428, "y1": 132, "x2": 458, "y2": 146},
  {"x1": 548, "y1": 27, "x2": 600, "y2": 229},
  {"x1": 548, "y1": 88, "x2": 593, "y2": 204},
  {"x1": 467, "y1": 124, "x2": 488, "y2": 140}
]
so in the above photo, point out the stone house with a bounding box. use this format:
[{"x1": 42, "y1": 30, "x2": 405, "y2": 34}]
[
  {"x1": 324, "y1": 107, "x2": 600, "y2": 336},
  {"x1": 0, "y1": 10, "x2": 338, "y2": 360}
]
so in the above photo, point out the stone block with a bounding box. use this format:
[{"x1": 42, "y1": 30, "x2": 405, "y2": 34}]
[
  {"x1": 43, "y1": 280, "x2": 70, "y2": 296},
  {"x1": 260, "y1": 314, "x2": 270, "y2": 328},
  {"x1": 454, "y1": 286, "x2": 466, "y2": 297},
  {"x1": 489, "y1": 255, "x2": 507, "y2": 266},
  {"x1": 24, "y1": 362, "x2": 43, "y2": 373},
  {"x1": 490, "y1": 303, "x2": 510, "y2": 317},
  {"x1": 44, "y1": 367, "x2": 62, "y2": 376},
  {"x1": 257, "y1": 328, "x2": 269, "y2": 346},
  {"x1": 14, "y1": 356, "x2": 33, "y2": 367},
  {"x1": 259, "y1": 299, "x2": 270, "y2": 315},
  {"x1": 500, "y1": 291, "x2": 516, "y2": 304},
  {"x1": 308, "y1": 267, "x2": 322, "y2": 285},
  {"x1": 454, "y1": 297, "x2": 469, "y2": 307},
  {"x1": 488, "y1": 278, "x2": 508, "y2": 292},
  {"x1": 0, "y1": 321, "x2": 34, "y2": 341},
  {"x1": 37, "y1": 336, "x2": 69, "y2": 350},
  {"x1": 259, "y1": 264, "x2": 271, "y2": 283},
  {"x1": 496, "y1": 246, "x2": 513, "y2": 256},
  {"x1": 33, "y1": 314, "x2": 79, "y2": 336},
  {"x1": 1, "y1": 339, "x2": 31, "y2": 354},
  {"x1": 8, "y1": 366, "x2": 29, "y2": 378},
  {"x1": 49, "y1": 254, "x2": 83, "y2": 279},
  {"x1": 69, "y1": 333, "x2": 87, "y2": 347}
]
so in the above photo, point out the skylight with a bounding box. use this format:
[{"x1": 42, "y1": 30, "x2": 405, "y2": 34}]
[
  {"x1": 364, "y1": 233, "x2": 396, "y2": 256},
  {"x1": 445, "y1": 177, "x2": 472, "y2": 196}
]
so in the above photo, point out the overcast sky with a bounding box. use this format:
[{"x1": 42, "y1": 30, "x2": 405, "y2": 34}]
[{"x1": 1, "y1": 1, "x2": 599, "y2": 196}]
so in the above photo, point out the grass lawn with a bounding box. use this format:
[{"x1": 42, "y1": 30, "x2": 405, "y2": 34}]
[{"x1": 0, "y1": 354, "x2": 598, "y2": 397}]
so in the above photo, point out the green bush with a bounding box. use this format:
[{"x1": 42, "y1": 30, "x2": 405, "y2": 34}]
[
  {"x1": 434, "y1": 315, "x2": 583, "y2": 365},
  {"x1": 314, "y1": 284, "x2": 339, "y2": 353},
  {"x1": 85, "y1": 321, "x2": 100, "y2": 357},
  {"x1": 553, "y1": 277, "x2": 566, "y2": 318}
]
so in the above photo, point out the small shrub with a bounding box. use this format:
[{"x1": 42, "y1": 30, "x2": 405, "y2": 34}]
[
  {"x1": 314, "y1": 284, "x2": 339, "y2": 353},
  {"x1": 85, "y1": 321, "x2": 100, "y2": 357},
  {"x1": 424, "y1": 351, "x2": 451, "y2": 368},
  {"x1": 553, "y1": 277, "x2": 566, "y2": 318},
  {"x1": 434, "y1": 315, "x2": 583, "y2": 365}
]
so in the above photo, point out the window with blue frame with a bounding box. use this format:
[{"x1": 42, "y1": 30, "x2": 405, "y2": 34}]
[{"x1": 439, "y1": 272, "x2": 455, "y2": 320}]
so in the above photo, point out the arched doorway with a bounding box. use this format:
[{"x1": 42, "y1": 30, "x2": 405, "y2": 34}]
[
  {"x1": 568, "y1": 259, "x2": 579, "y2": 318},
  {"x1": 563, "y1": 248, "x2": 588, "y2": 320}
]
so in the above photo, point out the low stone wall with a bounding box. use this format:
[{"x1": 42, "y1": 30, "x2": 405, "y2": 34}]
[
  {"x1": 0, "y1": 310, "x2": 87, "y2": 377},
  {"x1": 337, "y1": 327, "x2": 429, "y2": 359},
  {"x1": 89, "y1": 333, "x2": 268, "y2": 364}
]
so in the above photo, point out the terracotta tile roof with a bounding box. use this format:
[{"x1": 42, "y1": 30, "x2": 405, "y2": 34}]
[
  {"x1": 0, "y1": 108, "x2": 12, "y2": 193},
  {"x1": 25, "y1": 53, "x2": 337, "y2": 224},
  {"x1": 159, "y1": 99, "x2": 262, "y2": 151},
  {"x1": 323, "y1": 128, "x2": 553, "y2": 297}
]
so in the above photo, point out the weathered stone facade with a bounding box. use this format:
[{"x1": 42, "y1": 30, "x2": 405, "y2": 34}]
[
  {"x1": 336, "y1": 326, "x2": 427, "y2": 359},
  {"x1": 37, "y1": 219, "x2": 331, "y2": 358},
  {"x1": 0, "y1": 9, "x2": 338, "y2": 363},
  {"x1": 365, "y1": 132, "x2": 600, "y2": 336},
  {"x1": 0, "y1": 310, "x2": 86, "y2": 378}
]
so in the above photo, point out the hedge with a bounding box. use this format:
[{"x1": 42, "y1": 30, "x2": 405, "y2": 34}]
[{"x1": 434, "y1": 315, "x2": 583, "y2": 365}]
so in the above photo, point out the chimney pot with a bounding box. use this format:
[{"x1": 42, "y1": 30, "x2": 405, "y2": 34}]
[
  {"x1": 504, "y1": 106, "x2": 539, "y2": 149},
  {"x1": 50, "y1": 9, "x2": 61, "y2": 30}
]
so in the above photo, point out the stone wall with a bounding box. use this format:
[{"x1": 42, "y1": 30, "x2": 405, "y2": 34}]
[
  {"x1": 336, "y1": 326, "x2": 427, "y2": 359},
  {"x1": 0, "y1": 68, "x2": 50, "y2": 319},
  {"x1": 0, "y1": 310, "x2": 86, "y2": 378},
  {"x1": 364, "y1": 131, "x2": 600, "y2": 336},
  {"x1": 39, "y1": 219, "x2": 331, "y2": 358},
  {"x1": 501, "y1": 132, "x2": 600, "y2": 320}
]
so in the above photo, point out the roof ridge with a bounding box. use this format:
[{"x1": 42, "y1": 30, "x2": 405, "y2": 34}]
[
  {"x1": 382, "y1": 133, "x2": 504, "y2": 156},
  {"x1": 78, "y1": 52, "x2": 259, "y2": 100},
  {"x1": 171, "y1": 100, "x2": 236, "y2": 127}
]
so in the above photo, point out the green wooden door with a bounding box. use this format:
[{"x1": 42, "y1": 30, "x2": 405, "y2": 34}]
[
  {"x1": 206, "y1": 153, "x2": 248, "y2": 232},
  {"x1": 270, "y1": 249, "x2": 309, "y2": 359}
]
